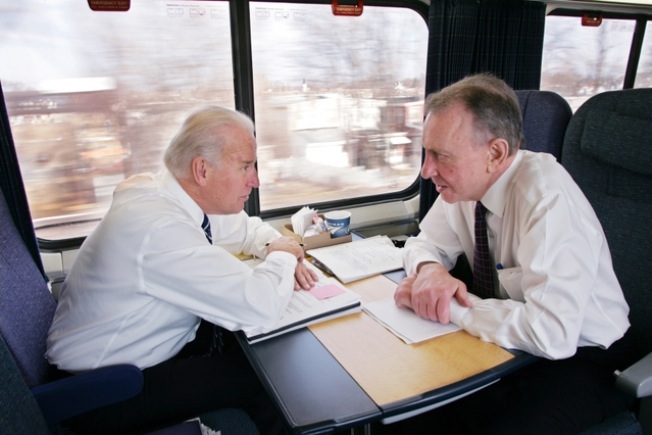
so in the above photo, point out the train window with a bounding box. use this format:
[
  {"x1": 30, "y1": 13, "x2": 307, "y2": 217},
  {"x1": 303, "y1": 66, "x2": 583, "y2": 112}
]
[
  {"x1": 541, "y1": 14, "x2": 636, "y2": 111},
  {"x1": 250, "y1": 3, "x2": 427, "y2": 212},
  {"x1": 1, "y1": 0, "x2": 427, "y2": 239},
  {"x1": 0, "y1": 0, "x2": 235, "y2": 239}
]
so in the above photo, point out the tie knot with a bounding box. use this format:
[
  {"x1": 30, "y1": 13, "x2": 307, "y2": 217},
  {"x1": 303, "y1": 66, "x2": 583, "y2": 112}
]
[
  {"x1": 202, "y1": 214, "x2": 212, "y2": 244},
  {"x1": 475, "y1": 201, "x2": 487, "y2": 219}
]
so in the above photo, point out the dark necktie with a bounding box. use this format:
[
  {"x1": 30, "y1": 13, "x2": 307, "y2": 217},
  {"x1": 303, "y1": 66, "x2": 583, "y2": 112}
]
[
  {"x1": 473, "y1": 202, "x2": 495, "y2": 299},
  {"x1": 200, "y1": 214, "x2": 224, "y2": 354},
  {"x1": 201, "y1": 214, "x2": 212, "y2": 244}
]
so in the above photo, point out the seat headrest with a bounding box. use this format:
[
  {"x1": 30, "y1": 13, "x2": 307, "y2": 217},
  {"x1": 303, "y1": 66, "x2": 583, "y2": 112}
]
[
  {"x1": 581, "y1": 106, "x2": 652, "y2": 177},
  {"x1": 515, "y1": 89, "x2": 572, "y2": 160},
  {"x1": 563, "y1": 88, "x2": 652, "y2": 206}
]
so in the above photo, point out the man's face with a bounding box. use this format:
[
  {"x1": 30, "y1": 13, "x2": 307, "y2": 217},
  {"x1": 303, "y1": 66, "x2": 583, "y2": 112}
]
[
  {"x1": 420, "y1": 102, "x2": 494, "y2": 203},
  {"x1": 204, "y1": 125, "x2": 260, "y2": 214}
]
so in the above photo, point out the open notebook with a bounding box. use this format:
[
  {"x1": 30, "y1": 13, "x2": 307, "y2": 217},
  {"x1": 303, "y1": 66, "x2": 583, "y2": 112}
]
[
  {"x1": 306, "y1": 235, "x2": 403, "y2": 284},
  {"x1": 241, "y1": 259, "x2": 361, "y2": 344}
]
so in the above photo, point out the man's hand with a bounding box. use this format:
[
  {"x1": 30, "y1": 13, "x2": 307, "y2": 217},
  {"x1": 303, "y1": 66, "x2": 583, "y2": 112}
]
[
  {"x1": 293, "y1": 262, "x2": 318, "y2": 291},
  {"x1": 265, "y1": 237, "x2": 317, "y2": 290},
  {"x1": 394, "y1": 262, "x2": 471, "y2": 324}
]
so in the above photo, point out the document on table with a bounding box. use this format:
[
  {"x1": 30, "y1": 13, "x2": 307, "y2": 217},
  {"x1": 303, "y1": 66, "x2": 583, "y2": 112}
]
[
  {"x1": 241, "y1": 259, "x2": 361, "y2": 344},
  {"x1": 306, "y1": 235, "x2": 403, "y2": 284},
  {"x1": 363, "y1": 298, "x2": 461, "y2": 344}
]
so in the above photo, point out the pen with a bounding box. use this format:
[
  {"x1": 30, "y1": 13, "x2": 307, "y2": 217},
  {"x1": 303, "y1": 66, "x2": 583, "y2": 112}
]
[
  {"x1": 265, "y1": 242, "x2": 305, "y2": 246},
  {"x1": 310, "y1": 258, "x2": 335, "y2": 276}
]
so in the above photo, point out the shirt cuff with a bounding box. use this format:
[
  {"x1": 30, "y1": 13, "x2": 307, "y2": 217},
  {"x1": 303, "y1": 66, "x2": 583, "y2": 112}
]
[
  {"x1": 449, "y1": 293, "x2": 481, "y2": 326},
  {"x1": 265, "y1": 250, "x2": 298, "y2": 266}
]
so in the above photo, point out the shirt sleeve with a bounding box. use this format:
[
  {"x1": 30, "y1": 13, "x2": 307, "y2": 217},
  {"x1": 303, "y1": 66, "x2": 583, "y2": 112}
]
[
  {"x1": 209, "y1": 211, "x2": 282, "y2": 259},
  {"x1": 139, "y1": 214, "x2": 296, "y2": 333}
]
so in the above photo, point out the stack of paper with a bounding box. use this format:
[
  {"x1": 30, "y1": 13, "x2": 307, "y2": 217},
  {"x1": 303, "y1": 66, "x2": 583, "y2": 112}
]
[
  {"x1": 363, "y1": 298, "x2": 461, "y2": 344},
  {"x1": 307, "y1": 236, "x2": 403, "y2": 283}
]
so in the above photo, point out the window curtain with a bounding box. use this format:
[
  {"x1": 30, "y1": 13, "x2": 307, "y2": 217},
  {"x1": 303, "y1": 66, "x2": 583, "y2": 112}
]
[
  {"x1": 419, "y1": 0, "x2": 546, "y2": 221},
  {"x1": 0, "y1": 82, "x2": 46, "y2": 278}
]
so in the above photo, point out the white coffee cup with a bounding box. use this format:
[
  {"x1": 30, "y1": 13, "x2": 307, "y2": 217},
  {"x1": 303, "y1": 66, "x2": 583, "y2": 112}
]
[{"x1": 324, "y1": 210, "x2": 351, "y2": 238}]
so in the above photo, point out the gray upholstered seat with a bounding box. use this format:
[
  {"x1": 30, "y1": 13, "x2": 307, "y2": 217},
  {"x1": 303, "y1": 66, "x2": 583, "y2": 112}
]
[
  {"x1": 516, "y1": 89, "x2": 572, "y2": 161},
  {"x1": 562, "y1": 88, "x2": 652, "y2": 435}
]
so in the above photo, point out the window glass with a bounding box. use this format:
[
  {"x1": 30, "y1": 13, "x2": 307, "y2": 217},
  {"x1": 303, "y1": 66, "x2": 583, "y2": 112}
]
[
  {"x1": 634, "y1": 20, "x2": 652, "y2": 88},
  {"x1": 0, "y1": 0, "x2": 234, "y2": 237},
  {"x1": 541, "y1": 15, "x2": 635, "y2": 111},
  {"x1": 250, "y1": 3, "x2": 427, "y2": 211}
]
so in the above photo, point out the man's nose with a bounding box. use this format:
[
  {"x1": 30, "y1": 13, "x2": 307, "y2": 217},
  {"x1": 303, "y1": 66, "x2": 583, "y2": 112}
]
[
  {"x1": 421, "y1": 154, "x2": 437, "y2": 179},
  {"x1": 249, "y1": 168, "x2": 260, "y2": 188}
]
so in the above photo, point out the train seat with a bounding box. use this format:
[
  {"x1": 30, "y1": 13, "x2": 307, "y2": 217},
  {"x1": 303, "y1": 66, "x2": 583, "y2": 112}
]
[
  {"x1": 515, "y1": 89, "x2": 573, "y2": 161},
  {"x1": 561, "y1": 88, "x2": 652, "y2": 435},
  {"x1": 0, "y1": 187, "x2": 257, "y2": 434}
]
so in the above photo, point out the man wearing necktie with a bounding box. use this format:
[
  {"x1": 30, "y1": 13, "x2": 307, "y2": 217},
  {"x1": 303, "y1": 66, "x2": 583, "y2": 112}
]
[
  {"x1": 391, "y1": 74, "x2": 639, "y2": 434},
  {"x1": 47, "y1": 106, "x2": 317, "y2": 434}
]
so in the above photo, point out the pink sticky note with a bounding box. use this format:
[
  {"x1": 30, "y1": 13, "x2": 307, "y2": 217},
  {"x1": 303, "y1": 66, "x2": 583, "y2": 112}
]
[{"x1": 309, "y1": 284, "x2": 345, "y2": 300}]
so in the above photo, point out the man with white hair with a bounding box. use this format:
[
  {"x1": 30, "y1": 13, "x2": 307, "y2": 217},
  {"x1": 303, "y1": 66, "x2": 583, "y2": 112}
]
[{"x1": 47, "y1": 106, "x2": 315, "y2": 434}]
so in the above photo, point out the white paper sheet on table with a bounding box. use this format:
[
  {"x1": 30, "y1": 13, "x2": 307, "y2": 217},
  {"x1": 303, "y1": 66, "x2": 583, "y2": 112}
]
[{"x1": 363, "y1": 298, "x2": 461, "y2": 344}]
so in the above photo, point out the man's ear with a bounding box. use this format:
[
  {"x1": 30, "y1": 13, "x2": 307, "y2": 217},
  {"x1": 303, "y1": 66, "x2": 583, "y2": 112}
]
[
  {"x1": 191, "y1": 156, "x2": 209, "y2": 186},
  {"x1": 487, "y1": 138, "x2": 510, "y2": 172}
]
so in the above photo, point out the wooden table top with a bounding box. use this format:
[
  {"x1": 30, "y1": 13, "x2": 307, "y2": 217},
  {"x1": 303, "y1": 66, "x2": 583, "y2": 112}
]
[{"x1": 309, "y1": 273, "x2": 514, "y2": 406}]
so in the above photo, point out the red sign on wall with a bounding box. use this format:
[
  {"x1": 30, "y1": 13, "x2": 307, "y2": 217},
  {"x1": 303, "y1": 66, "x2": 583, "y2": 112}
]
[
  {"x1": 332, "y1": 0, "x2": 363, "y2": 17},
  {"x1": 87, "y1": 0, "x2": 130, "y2": 12}
]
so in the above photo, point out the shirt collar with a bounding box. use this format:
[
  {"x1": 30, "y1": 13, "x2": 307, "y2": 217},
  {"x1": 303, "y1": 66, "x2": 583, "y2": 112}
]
[
  {"x1": 480, "y1": 150, "x2": 524, "y2": 219},
  {"x1": 161, "y1": 170, "x2": 205, "y2": 226}
]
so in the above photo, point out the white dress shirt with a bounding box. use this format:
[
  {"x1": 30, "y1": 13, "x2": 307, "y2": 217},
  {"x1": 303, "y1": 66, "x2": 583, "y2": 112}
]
[
  {"x1": 47, "y1": 171, "x2": 297, "y2": 371},
  {"x1": 404, "y1": 150, "x2": 630, "y2": 360}
]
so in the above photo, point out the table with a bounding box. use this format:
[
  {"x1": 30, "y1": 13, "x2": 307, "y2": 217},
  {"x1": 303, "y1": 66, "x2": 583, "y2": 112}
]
[{"x1": 237, "y1": 273, "x2": 536, "y2": 434}]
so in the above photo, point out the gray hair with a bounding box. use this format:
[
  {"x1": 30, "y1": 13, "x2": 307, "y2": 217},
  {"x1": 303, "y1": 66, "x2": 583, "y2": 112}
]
[
  {"x1": 424, "y1": 73, "x2": 525, "y2": 154},
  {"x1": 164, "y1": 106, "x2": 255, "y2": 179}
]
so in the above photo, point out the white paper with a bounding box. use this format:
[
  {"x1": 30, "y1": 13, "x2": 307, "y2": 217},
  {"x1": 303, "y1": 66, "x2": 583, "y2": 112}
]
[
  {"x1": 291, "y1": 206, "x2": 318, "y2": 237},
  {"x1": 363, "y1": 298, "x2": 461, "y2": 344}
]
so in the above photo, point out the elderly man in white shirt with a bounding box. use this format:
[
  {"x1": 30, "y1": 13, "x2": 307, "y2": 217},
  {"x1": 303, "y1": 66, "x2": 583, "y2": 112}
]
[
  {"x1": 47, "y1": 106, "x2": 316, "y2": 434},
  {"x1": 389, "y1": 74, "x2": 640, "y2": 435}
]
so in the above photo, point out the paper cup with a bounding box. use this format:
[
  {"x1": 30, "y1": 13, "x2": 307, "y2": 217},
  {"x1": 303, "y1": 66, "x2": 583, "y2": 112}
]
[{"x1": 324, "y1": 210, "x2": 351, "y2": 238}]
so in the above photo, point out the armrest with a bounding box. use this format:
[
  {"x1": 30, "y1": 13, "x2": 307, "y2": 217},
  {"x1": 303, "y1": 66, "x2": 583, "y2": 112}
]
[
  {"x1": 31, "y1": 364, "x2": 143, "y2": 425},
  {"x1": 615, "y1": 352, "x2": 652, "y2": 398}
]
